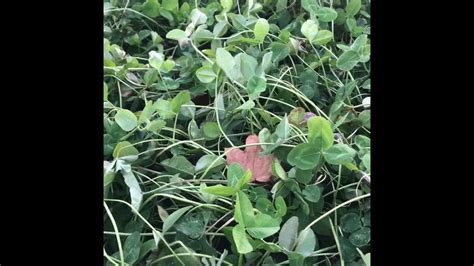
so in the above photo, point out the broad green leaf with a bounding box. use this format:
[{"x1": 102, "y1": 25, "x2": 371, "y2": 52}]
[
  {"x1": 104, "y1": 170, "x2": 116, "y2": 187},
  {"x1": 113, "y1": 141, "x2": 139, "y2": 159},
  {"x1": 144, "y1": 68, "x2": 158, "y2": 86},
  {"x1": 272, "y1": 160, "x2": 288, "y2": 181},
  {"x1": 339, "y1": 236, "x2": 358, "y2": 262},
  {"x1": 329, "y1": 104, "x2": 345, "y2": 125},
  {"x1": 216, "y1": 48, "x2": 237, "y2": 80},
  {"x1": 190, "y1": 8, "x2": 207, "y2": 26},
  {"x1": 288, "y1": 252, "x2": 305, "y2": 266},
  {"x1": 360, "y1": 44, "x2": 370, "y2": 62},
  {"x1": 350, "y1": 34, "x2": 368, "y2": 53},
  {"x1": 323, "y1": 143, "x2": 356, "y2": 165},
  {"x1": 228, "y1": 14, "x2": 247, "y2": 30},
  {"x1": 188, "y1": 119, "x2": 202, "y2": 140},
  {"x1": 336, "y1": 50, "x2": 360, "y2": 71},
  {"x1": 346, "y1": 17, "x2": 357, "y2": 32},
  {"x1": 236, "y1": 100, "x2": 255, "y2": 110},
  {"x1": 299, "y1": 68, "x2": 318, "y2": 86},
  {"x1": 256, "y1": 198, "x2": 276, "y2": 215},
  {"x1": 340, "y1": 213, "x2": 362, "y2": 233},
  {"x1": 195, "y1": 154, "x2": 226, "y2": 173},
  {"x1": 162, "y1": 206, "x2": 193, "y2": 233},
  {"x1": 156, "y1": 78, "x2": 180, "y2": 91},
  {"x1": 123, "y1": 231, "x2": 141, "y2": 264},
  {"x1": 271, "y1": 42, "x2": 290, "y2": 62},
  {"x1": 172, "y1": 214, "x2": 209, "y2": 240},
  {"x1": 301, "y1": 0, "x2": 319, "y2": 18},
  {"x1": 115, "y1": 109, "x2": 138, "y2": 132},
  {"x1": 180, "y1": 101, "x2": 195, "y2": 119},
  {"x1": 173, "y1": 247, "x2": 202, "y2": 265},
  {"x1": 295, "y1": 228, "x2": 317, "y2": 257},
  {"x1": 307, "y1": 116, "x2": 334, "y2": 151},
  {"x1": 214, "y1": 93, "x2": 225, "y2": 120},
  {"x1": 139, "y1": 101, "x2": 155, "y2": 124},
  {"x1": 152, "y1": 231, "x2": 161, "y2": 248},
  {"x1": 232, "y1": 224, "x2": 253, "y2": 254},
  {"x1": 202, "y1": 121, "x2": 221, "y2": 140},
  {"x1": 236, "y1": 53, "x2": 258, "y2": 82},
  {"x1": 337, "y1": 43, "x2": 352, "y2": 52},
  {"x1": 235, "y1": 170, "x2": 253, "y2": 190},
  {"x1": 345, "y1": 162, "x2": 359, "y2": 171},
  {"x1": 149, "y1": 51, "x2": 164, "y2": 70},
  {"x1": 228, "y1": 162, "x2": 245, "y2": 188},
  {"x1": 301, "y1": 20, "x2": 319, "y2": 42},
  {"x1": 122, "y1": 170, "x2": 143, "y2": 211},
  {"x1": 360, "y1": 252, "x2": 371, "y2": 266},
  {"x1": 151, "y1": 31, "x2": 164, "y2": 45},
  {"x1": 256, "y1": 51, "x2": 273, "y2": 77},
  {"x1": 295, "y1": 168, "x2": 313, "y2": 184},
  {"x1": 166, "y1": 29, "x2": 188, "y2": 40},
  {"x1": 275, "y1": 196, "x2": 287, "y2": 217},
  {"x1": 275, "y1": 114, "x2": 290, "y2": 140},
  {"x1": 171, "y1": 90, "x2": 191, "y2": 113},
  {"x1": 161, "y1": 59, "x2": 175, "y2": 72},
  {"x1": 221, "y1": 0, "x2": 233, "y2": 12},
  {"x1": 154, "y1": 99, "x2": 175, "y2": 120},
  {"x1": 213, "y1": 21, "x2": 228, "y2": 37},
  {"x1": 247, "y1": 75, "x2": 267, "y2": 100},
  {"x1": 316, "y1": 7, "x2": 338, "y2": 22},
  {"x1": 258, "y1": 128, "x2": 272, "y2": 152},
  {"x1": 104, "y1": 82, "x2": 108, "y2": 101},
  {"x1": 234, "y1": 191, "x2": 254, "y2": 225},
  {"x1": 299, "y1": 83, "x2": 316, "y2": 98},
  {"x1": 196, "y1": 64, "x2": 217, "y2": 83},
  {"x1": 346, "y1": 0, "x2": 361, "y2": 17},
  {"x1": 254, "y1": 18, "x2": 269, "y2": 42},
  {"x1": 199, "y1": 183, "x2": 218, "y2": 203},
  {"x1": 276, "y1": 0, "x2": 288, "y2": 12},
  {"x1": 185, "y1": 23, "x2": 195, "y2": 37},
  {"x1": 313, "y1": 216, "x2": 332, "y2": 237},
  {"x1": 359, "y1": 110, "x2": 370, "y2": 128},
  {"x1": 278, "y1": 216, "x2": 299, "y2": 251},
  {"x1": 360, "y1": 9, "x2": 370, "y2": 18},
  {"x1": 203, "y1": 185, "x2": 236, "y2": 196},
  {"x1": 138, "y1": 239, "x2": 157, "y2": 261},
  {"x1": 251, "y1": 239, "x2": 282, "y2": 253},
  {"x1": 246, "y1": 213, "x2": 281, "y2": 239},
  {"x1": 349, "y1": 227, "x2": 370, "y2": 247},
  {"x1": 334, "y1": 79, "x2": 356, "y2": 98},
  {"x1": 355, "y1": 135, "x2": 370, "y2": 149},
  {"x1": 161, "y1": 156, "x2": 195, "y2": 177},
  {"x1": 142, "y1": 0, "x2": 160, "y2": 18},
  {"x1": 287, "y1": 143, "x2": 321, "y2": 170},
  {"x1": 162, "y1": 0, "x2": 178, "y2": 11},
  {"x1": 157, "y1": 205, "x2": 169, "y2": 221},
  {"x1": 159, "y1": 8, "x2": 174, "y2": 22},
  {"x1": 302, "y1": 184, "x2": 321, "y2": 203},
  {"x1": 179, "y1": 2, "x2": 191, "y2": 15},
  {"x1": 247, "y1": 0, "x2": 255, "y2": 13},
  {"x1": 288, "y1": 37, "x2": 299, "y2": 54},
  {"x1": 194, "y1": 28, "x2": 214, "y2": 41},
  {"x1": 314, "y1": 30, "x2": 333, "y2": 45},
  {"x1": 361, "y1": 153, "x2": 370, "y2": 170}
]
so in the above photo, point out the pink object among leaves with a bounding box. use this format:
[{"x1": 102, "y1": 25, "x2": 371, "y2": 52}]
[{"x1": 224, "y1": 135, "x2": 273, "y2": 183}]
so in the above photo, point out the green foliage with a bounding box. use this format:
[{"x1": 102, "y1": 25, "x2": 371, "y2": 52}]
[{"x1": 104, "y1": 0, "x2": 370, "y2": 263}]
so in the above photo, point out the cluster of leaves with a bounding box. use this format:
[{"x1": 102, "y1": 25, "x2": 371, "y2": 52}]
[{"x1": 104, "y1": 0, "x2": 370, "y2": 264}]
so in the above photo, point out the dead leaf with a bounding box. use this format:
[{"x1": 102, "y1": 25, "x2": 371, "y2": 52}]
[{"x1": 224, "y1": 135, "x2": 273, "y2": 183}]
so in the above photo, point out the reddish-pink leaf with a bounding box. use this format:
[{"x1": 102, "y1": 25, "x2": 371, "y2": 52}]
[{"x1": 224, "y1": 135, "x2": 273, "y2": 183}]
